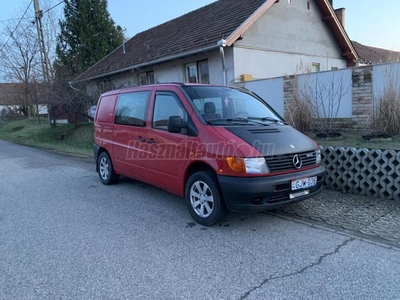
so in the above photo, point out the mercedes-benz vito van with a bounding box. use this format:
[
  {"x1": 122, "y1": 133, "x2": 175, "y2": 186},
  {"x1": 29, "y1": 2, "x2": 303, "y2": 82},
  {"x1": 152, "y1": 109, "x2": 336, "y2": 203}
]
[{"x1": 94, "y1": 83, "x2": 325, "y2": 226}]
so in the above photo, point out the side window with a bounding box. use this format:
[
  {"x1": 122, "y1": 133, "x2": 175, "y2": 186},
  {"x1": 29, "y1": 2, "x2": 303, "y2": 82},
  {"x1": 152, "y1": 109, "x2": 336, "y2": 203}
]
[
  {"x1": 114, "y1": 91, "x2": 150, "y2": 126},
  {"x1": 152, "y1": 92, "x2": 188, "y2": 130}
]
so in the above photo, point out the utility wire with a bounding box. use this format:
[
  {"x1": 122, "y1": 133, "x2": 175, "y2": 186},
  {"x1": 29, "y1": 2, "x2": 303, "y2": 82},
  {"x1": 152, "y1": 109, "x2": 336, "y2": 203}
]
[
  {"x1": 42, "y1": 0, "x2": 64, "y2": 14},
  {"x1": 0, "y1": 0, "x2": 33, "y2": 53},
  {"x1": 0, "y1": 18, "x2": 26, "y2": 23}
]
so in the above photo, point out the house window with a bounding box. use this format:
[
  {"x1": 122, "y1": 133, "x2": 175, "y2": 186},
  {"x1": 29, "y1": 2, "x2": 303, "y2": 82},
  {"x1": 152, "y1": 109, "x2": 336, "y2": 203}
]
[
  {"x1": 185, "y1": 60, "x2": 210, "y2": 84},
  {"x1": 186, "y1": 63, "x2": 198, "y2": 83},
  {"x1": 147, "y1": 71, "x2": 155, "y2": 84},
  {"x1": 139, "y1": 73, "x2": 147, "y2": 85},
  {"x1": 311, "y1": 63, "x2": 320, "y2": 73},
  {"x1": 98, "y1": 82, "x2": 104, "y2": 93},
  {"x1": 331, "y1": 67, "x2": 338, "y2": 70},
  {"x1": 138, "y1": 71, "x2": 155, "y2": 85},
  {"x1": 307, "y1": 1, "x2": 310, "y2": 10},
  {"x1": 98, "y1": 80, "x2": 113, "y2": 93}
]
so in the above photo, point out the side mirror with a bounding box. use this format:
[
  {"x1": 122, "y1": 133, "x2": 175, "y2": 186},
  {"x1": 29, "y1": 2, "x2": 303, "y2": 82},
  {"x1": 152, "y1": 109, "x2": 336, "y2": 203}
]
[{"x1": 168, "y1": 116, "x2": 187, "y2": 133}]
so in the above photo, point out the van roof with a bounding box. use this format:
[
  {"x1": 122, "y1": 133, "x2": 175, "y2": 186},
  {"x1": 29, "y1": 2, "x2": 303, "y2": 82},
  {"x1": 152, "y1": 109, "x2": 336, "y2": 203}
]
[{"x1": 100, "y1": 82, "x2": 237, "y2": 97}]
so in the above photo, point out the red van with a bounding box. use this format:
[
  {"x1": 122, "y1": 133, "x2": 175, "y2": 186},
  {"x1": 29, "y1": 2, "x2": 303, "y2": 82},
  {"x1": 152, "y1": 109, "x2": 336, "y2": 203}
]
[{"x1": 94, "y1": 83, "x2": 325, "y2": 226}]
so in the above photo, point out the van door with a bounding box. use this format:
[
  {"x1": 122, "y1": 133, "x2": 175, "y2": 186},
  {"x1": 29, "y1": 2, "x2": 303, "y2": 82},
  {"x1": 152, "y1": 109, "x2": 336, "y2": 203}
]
[
  {"x1": 112, "y1": 90, "x2": 153, "y2": 181},
  {"x1": 146, "y1": 91, "x2": 194, "y2": 193}
]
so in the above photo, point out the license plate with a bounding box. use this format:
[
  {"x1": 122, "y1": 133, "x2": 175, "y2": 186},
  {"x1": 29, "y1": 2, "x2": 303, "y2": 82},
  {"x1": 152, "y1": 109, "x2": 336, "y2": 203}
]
[
  {"x1": 291, "y1": 176, "x2": 317, "y2": 191},
  {"x1": 290, "y1": 190, "x2": 310, "y2": 199}
]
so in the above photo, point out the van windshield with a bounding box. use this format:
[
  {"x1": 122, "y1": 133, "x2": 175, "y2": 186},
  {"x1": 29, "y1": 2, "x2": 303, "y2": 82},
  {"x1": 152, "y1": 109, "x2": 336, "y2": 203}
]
[{"x1": 182, "y1": 86, "x2": 283, "y2": 125}]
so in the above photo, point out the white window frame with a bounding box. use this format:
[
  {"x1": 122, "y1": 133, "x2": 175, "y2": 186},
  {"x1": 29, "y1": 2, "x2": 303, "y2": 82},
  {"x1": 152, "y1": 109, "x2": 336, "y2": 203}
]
[
  {"x1": 185, "y1": 63, "x2": 198, "y2": 83},
  {"x1": 311, "y1": 63, "x2": 320, "y2": 73},
  {"x1": 185, "y1": 60, "x2": 209, "y2": 83}
]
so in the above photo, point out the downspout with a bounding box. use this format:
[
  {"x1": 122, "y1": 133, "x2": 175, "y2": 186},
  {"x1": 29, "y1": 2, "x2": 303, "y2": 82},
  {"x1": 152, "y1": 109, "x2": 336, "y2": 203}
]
[
  {"x1": 218, "y1": 39, "x2": 227, "y2": 85},
  {"x1": 69, "y1": 81, "x2": 80, "y2": 91}
]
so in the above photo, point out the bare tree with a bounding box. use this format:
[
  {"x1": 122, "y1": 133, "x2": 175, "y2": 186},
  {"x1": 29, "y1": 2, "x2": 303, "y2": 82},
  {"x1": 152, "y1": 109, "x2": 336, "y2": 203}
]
[
  {"x1": 372, "y1": 63, "x2": 400, "y2": 135},
  {"x1": 0, "y1": 0, "x2": 60, "y2": 123},
  {"x1": 298, "y1": 72, "x2": 351, "y2": 135}
]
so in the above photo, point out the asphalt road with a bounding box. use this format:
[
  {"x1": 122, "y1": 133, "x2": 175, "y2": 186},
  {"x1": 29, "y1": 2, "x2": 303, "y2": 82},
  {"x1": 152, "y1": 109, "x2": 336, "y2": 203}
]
[{"x1": 1, "y1": 140, "x2": 400, "y2": 300}]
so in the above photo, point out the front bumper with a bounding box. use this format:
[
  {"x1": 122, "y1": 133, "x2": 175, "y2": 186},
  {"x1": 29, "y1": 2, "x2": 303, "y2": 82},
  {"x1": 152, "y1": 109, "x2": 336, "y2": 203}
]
[{"x1": 218, "y1": 166, "x2": 326, "y2": 212}]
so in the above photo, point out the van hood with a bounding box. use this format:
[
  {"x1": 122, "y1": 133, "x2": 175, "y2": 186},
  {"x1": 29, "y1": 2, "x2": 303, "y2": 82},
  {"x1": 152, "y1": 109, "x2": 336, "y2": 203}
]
[{"x1": 225, "y1": 125, "x2": 317, "y2": 156}]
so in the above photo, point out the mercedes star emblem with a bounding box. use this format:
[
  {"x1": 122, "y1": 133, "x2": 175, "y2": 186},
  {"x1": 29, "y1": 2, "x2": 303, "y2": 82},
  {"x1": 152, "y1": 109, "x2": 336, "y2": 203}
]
[{"x1": 293, "y1": 154, "x2": 302, "y2": 169}]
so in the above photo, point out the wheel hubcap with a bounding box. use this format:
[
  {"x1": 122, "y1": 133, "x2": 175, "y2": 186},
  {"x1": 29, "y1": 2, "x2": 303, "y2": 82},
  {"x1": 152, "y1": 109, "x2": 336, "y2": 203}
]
[
  {"x1": 99, "y1": 157, "x2": 109, "y2": 180},
  {"x1": 190, "y1": 181, "x2": 214, "y2": 218}
]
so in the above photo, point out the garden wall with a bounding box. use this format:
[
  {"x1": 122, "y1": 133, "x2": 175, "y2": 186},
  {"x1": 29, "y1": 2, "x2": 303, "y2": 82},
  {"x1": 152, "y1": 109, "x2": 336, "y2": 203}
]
[
  {"x1": 321, "y1": 146, "x2": 400, "y2": 201},
  {"x1": 243, "y1": 62, "x2": 400, "y2": 132}
]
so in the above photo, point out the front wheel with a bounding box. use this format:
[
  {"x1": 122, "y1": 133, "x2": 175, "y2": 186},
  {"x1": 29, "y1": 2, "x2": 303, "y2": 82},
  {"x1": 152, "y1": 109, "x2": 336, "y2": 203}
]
[
  {"x1": 185, "y1": 171, "x2": 227, "y2": 226},
  {"x1": 98, "y1": 152, "x2": 119, "y2": 185}
]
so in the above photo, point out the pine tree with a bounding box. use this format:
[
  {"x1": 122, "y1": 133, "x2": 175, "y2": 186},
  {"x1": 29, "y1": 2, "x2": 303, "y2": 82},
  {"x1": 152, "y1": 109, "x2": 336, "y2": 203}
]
[{"x1": 54, "y1": 0, "x2": 125, "y2": 78}]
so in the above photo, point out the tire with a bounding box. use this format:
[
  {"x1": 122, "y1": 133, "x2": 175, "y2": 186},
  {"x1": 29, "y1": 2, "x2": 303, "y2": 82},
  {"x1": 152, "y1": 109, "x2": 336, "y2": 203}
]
[
  {"x1": 185, "y1": 171, "x2": 227, "y2": 226},
  {"x1": 98, "y1": 152, "x2": 119, "y2": 185}
]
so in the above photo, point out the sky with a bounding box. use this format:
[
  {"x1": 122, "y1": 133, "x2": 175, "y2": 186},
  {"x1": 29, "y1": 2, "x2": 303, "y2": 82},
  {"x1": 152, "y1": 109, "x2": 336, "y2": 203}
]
[{"x1": 0, "y1": 0, "x2": 399, "y2": 51}]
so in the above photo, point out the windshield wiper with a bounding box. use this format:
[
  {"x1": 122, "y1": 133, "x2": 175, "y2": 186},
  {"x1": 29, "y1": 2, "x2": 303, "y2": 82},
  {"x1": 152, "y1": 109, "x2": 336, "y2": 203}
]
[
  {"x1": 207, "y1": 117, "x2": 250, "y2": 124},
  {"x1": 247, "y1": 117, "x2": 287, "y2": 124}
]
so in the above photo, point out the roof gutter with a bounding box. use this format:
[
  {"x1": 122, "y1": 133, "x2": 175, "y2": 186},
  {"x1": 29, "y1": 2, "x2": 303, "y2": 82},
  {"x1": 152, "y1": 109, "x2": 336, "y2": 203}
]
[{"x1": 75, "y1": 44, "x2": 221, "y2": 83}]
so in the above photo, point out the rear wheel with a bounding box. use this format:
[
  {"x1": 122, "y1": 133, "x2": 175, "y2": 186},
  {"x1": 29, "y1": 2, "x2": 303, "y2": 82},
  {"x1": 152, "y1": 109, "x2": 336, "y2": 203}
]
[
  {"x1": 185, "y1": 171, "x2": 227, "y2": 226},
  {"x1": 98, "y1": 152, "x2": 119, "y2": 185}
]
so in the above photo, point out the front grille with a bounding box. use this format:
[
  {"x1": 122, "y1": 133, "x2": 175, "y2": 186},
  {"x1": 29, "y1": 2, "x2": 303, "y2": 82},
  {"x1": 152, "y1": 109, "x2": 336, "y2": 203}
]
[{"x1": 265, "y1": 151, "x2": 317, "y2": 172}]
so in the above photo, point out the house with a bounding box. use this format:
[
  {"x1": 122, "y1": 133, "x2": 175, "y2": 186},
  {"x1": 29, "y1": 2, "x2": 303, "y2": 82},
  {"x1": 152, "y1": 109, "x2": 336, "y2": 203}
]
[
  {"x1": 0, "y1": 83, "x2": 28, "y2": 106},
  {"x1": 0, "y1": 83, "x2": 84, "y2": 123},
  {"x1": 0, "y1": 83, "x2": 42, "y2": 117},
  {"x1": 75, "y1": 0, "x2": 358, "y2": 95}
]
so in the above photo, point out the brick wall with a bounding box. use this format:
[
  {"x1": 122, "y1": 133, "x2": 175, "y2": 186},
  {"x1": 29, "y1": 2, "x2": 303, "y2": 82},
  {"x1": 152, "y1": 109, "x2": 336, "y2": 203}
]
[{"x1": 351, "y1": 66, "x2": 373, "y2": 132}]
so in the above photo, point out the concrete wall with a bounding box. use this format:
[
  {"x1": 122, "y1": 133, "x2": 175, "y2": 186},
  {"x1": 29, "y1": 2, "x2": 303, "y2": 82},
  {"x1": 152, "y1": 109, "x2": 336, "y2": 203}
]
[
  {"x1": 373, "y1": 63, "x2": 400, "y2": 101},
  {"x1": 242, "y1": 78, "x2": 284, "y2": 116},
  {"x1": 297, "y1": 69, "x2": 353, "y2": 118},
  {"x1": 233, "y1": 0, "x2": 347, "y2": 80}
]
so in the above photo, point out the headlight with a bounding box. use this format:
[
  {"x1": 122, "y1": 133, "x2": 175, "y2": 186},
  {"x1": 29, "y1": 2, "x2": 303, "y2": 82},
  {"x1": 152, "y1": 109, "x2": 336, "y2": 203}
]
[
  {"x1": 245, "y1": 157, "x2": 269, "y2": 173},
  {"x1": 316, "y1": 149, "x2": 321, "y2": 164},
  {"x1": 226, "y1": 157, "x2": 269, "y2": 174}
]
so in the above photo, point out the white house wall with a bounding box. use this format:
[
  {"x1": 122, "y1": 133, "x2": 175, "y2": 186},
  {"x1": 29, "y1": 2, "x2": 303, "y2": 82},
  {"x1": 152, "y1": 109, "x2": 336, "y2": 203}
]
[
  {"x1": 233, "y1": 0, "x2": 347, "y2": 81},
  {"x1": 87, "y1": 48, "x2": 234, "y2": 96},
  {"x1": 153, "y1": 49, "x2": 234, "y2": 85}
]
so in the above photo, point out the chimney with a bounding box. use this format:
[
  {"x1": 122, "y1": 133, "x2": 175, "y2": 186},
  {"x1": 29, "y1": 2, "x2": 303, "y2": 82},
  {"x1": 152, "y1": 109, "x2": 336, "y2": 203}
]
[{"x1": 334, "y1": 8, "x2": 346, "y2": 28}]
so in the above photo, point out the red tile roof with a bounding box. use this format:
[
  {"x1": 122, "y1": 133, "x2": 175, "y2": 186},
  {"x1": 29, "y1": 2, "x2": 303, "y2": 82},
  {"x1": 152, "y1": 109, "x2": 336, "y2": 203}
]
[
  {"x1": 351, "y1": 41, "x2": 391, "y2": 64},
  {"x1": 0, "y1": 83, "x2": 25, "y2": 105},
  {"x1": 353, "y1": 41, "x2": 400, "y2": 64},
  {"x1": 0, "y1": 83, "x2": 45, "y2": 105}
]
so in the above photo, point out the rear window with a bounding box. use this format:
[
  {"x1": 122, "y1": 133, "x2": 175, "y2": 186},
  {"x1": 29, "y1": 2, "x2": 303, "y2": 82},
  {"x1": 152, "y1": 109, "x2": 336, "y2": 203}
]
[{"x1": 96, "y1": 95, "x2": 117, "y2": 123}]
